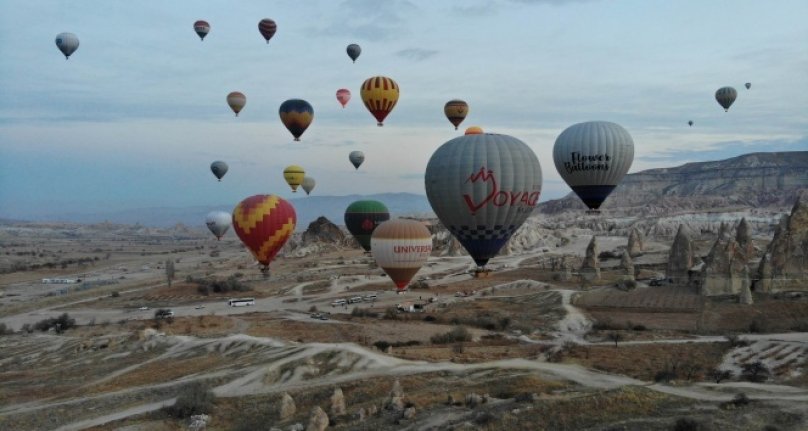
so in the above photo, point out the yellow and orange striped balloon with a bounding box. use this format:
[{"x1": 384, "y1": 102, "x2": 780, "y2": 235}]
[
  {"x1": 232, "y1": 195, "x2": 296, "y2": 269},
  {"x1": 360, "y1": 76, "x2": 399, "y2": 127}
]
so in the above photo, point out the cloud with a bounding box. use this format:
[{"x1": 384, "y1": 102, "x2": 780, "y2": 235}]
[
  {"x1": 395, "y1": 48, "x2": 439, "y2": 61},
  {"x1": 451, "y1": 2, "x2": 499, "y2": 17},
  {"x1": 312, "y1": 0, "x2": 419, "y2": 41},
  {"x1": 509, "y1": 0, "x2": 598, "y2": 4}
]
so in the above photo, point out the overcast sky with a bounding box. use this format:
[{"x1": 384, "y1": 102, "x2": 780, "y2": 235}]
[{"x1": 1, "y1": 0, "x2": 806, "y2": 220}]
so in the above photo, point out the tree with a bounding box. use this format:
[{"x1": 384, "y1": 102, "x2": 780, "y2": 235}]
[
  {"x1": 741, "y1": 361, "x2": 770, "y2": 382},
  {"x1": 708, "y1": 368, "x2": 733, "y2": 383},
  {"x1": 607, "y1": 332, "x2": 623, "y2": 347},
  {"x1": 165, "y1": 259, "x2": 175, "y2": 287}
]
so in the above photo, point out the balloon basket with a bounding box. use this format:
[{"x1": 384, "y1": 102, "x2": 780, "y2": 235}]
[
  {"x1": 585, "y1": 209, "x2": 602, "y2": 216},
  {"x1": 473, "y1": 268, "x2": 492, "y2": 279}
]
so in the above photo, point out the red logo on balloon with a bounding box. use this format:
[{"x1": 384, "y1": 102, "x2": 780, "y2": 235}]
[
  {"x1": 463, "y1": 166, "x2": 540, "y2": 215},
  {"x1": 361, "y1": 218, "x2": 375, "y2": 231}
]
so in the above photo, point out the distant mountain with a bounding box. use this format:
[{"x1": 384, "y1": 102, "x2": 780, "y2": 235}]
[
  {"x1": 538, "y1": 151, "x2": 808, "y2": 215},
  {"x1": 19, "y1": 193, "x2": 433, "y2": 230}
]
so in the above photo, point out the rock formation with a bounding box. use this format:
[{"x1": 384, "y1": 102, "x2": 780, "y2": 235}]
[
  {"x1": 580, "y1": 236, "x2": 601, "y2": 282},
  {"x1": 739, "y1": 267, "x2": 754, "y2": 304},
  {"x1": 280, "y1": 392, "x2": 296, "y2": 421},
  {"x1": 302, "y1": 216, "x2": 346, "y2": 244},
  {"x1": 667, "y1": 225, "x2": 695, "y2": 285},
  {"x1": 620, "y1": 250, "x2": 634, "y2": 278},
  {"x1": 756, "y1": 196, "x2": 808, "y2": 292},
  {"x1": 306, "y1": 406, "x2": 329, "y2": 431},
  {"x1": 385, "y1": 379, "x2": 406, "y2": 412},
  {"x1": 330, "y1": 387, "x2": 346, "y2": 416},
  {"x1": 698, "y1": 222, "x2": 751, "y2": 297},
  {"x1": 627, "y1": 227, "x2": 644, "y2": 257}
]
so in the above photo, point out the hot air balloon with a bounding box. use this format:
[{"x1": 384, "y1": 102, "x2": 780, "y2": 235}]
[
  {"x1": 283, "y1": 165, "x2": 305, "y2": 192},
  {"x1": 688, "y1": 120, "x2": 694, "y2": 127},
  {"x1": 552, "y1": 121, "x2": 634, "y2": 211},
  {"x1": 55, "y1": 32, "x2": 79, "y2": 59},
  {"x1": 360, "y1": 76, "x2": 399, "y2": 127},
  {"x1": 715, "y1": 87, "x2": 737, "y2": 112},
  {"x1": 205, "y1": 211, "x2": 231, "y2": 240},
  {"x1": 279, "y1": 99, "x2": 313, "y2": 141},
  {"x1": 193, "y1": 20, "x2": 210, "y2": 40},
  {"x1": 258, "y1": 18, "x2": 277, "y2": 43},
  {"x1": 336, "y1": 89, "x2": 351, "y2": 108},
  {"x1": 210, "y1": 161, "x2": 228, "y2": 181},
  {"x1": 346, "y1": 44, "x2": 361, "y2": 63},
  {"x1": 444, "y1": 100, "x2": 469, "y2": 130},
  {"x1": 227, "y1": 92, "x2": 246, "y2": 116},
  {"x1": 349, "y1": 151, "x2": 365, "y2": 169},
  {"x1": 370, "y1": 219, "x2": 432, "y2": 291},
  {"x1": 425, "y1": 133, "x2": 542, "y2": 269},
  {"x1": 301, "y1": 176, "x2": 316, "y2": 195},
  {"x1": 232, "y1": 195, "x2": 296, "y2": 273},
  {"x1": 745, "y1": 82, "x2": 751, "y2": 90},
  {"x1": 465, "y1": 126, "x2": 483, "y2": 135},
  {"x1": 345, "y1": 200, "x2": 390, "y2": 252}
]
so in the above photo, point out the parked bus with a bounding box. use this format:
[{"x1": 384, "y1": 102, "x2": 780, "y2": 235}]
[{"x1": 228, "y1": 297, "x2": 256, "y2": 307}]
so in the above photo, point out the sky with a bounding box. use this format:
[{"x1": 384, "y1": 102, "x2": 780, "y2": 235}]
[{"x1": 1, "y1": 0, "x2": 806, "y2": 220}]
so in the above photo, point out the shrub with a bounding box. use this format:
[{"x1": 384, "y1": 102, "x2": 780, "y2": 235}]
[
  {"x1": 0, "y1": 323, "x2": 13, "y2": 335},
  {"x1": 728, "y1": 392, "x2": 750, "y2": 408},
  {"x1": 431, "y1": 326, "x2": 472, "y2": 344},
  {"x1": 111, "y1": 291, "x2": 120, "y2": 298},
  {"x1": 725, "y1": 334, "x2": 750, "y2": 347},
  {"x1": 34, "y1": 313, "x2": 76, "y2": 333},
  {"x1": 673, "y1": 417, "x2": 701, "y2": 431},
  {"x1": 351, "y1": 308, "x2": 378, "y2": 318},
  {"x1": 741, "y1": 362, "x2": 769, "y2": 382},
  {"x1": 309, "y1": 305, "x2": 318, "y2": 312},
  {"x1": 374, "y1": 340, "x2": 391, "y2": 351},
  {"x1": 165, "y1": 381, "x2": 215, "y2": 418},
  {"x1": 707, "y1": 368, "x2": 733, "y2": 383}
]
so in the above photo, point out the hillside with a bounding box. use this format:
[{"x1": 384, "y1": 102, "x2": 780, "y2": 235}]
[{"x1": 538, "y1": 151, "x2": 808, "y2": 215}]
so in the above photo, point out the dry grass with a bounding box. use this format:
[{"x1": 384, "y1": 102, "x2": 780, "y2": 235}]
[
  {"x1": 87, "y1": 355, "x2": 226, "y2": 394},
  {"x1": 563, "y1": 342, "x2": 730, "y2": 381}
]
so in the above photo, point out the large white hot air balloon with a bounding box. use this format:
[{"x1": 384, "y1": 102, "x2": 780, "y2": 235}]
[
  {"x1": 371, "y1": 219, "x2": 433, "y2": 291},
  {"x1": 205, "y1": 211, "x2": 231, "y2": 240},
  {"x1": 55, "y1": 32, "x2": 79, "y2": 59},
  {"x1": 425, "y1": 133, "x2": 542, "y2": 269},
  {"x1": 552, "y1": 121, "x2": 634, "y2": 211}
]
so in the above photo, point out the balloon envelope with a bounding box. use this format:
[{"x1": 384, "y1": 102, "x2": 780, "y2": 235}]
[
  {"x1": 444, "y1": 100, "x2": 469, "y2": 130},
  {"x1": 194, "y1": 20, "x2": 210, "y2": 40},
  {"x1": 227, "y1": 92, "x2": 246, "y2": 116},
  {"x1": 55, "y1": 32, "x2": 79, "y2": 59},
  {"x1": 715, "y1": 87, "x2": 737, "y2": 111},
  {"x1": 279, "y1": 99, "x2": 313, "y2": 141},
  {"x1": 745, "y1": 82, "x2": 751, "y2": 90},
  {"x1": 425, "y1": 133, "x2": 543, "y2": 267},
  {"x1": 552, "y1": 121, "x2": 634, "y2": 210},
  {"x1": 688, "y1": 120, "x2": 693, "y2": 127},
  {"x1": 205, "y1": 211, "x2": 231, "y2": 240},
  {"x1": 360, "y1": 76, "x2": 399, "y2": 126},
  {"x1": 346, "y1": 44, "x2": 361, "y2": 62},
  {"x1": 349, "y1": 150, "x2": 365, "y2": 169},
  {"x1": 465, "y1": 126, "x2": 483, "y2": 135},
  {"x1": 336, "y1": 89, "x2": 351, "y2": 108},
  {"x1": 345, "y1": 200, "x2": 390, "y2": 252},
  {"x1": 301, "y1": 176, "x2": 316, "y2": 195},
  {"x1": 371, "y1": 219, "x2": 432, "y2": 291},
  {"x1": 283, "y1": 165, "x2": 305, "y2": 192},
  {"x1": 232, "y1": 195, "x2": 296, "y2": 269},
  {"x1": 258, "y1": 18, "x2": 277, "y2": 43},
  {"x1": 210, "y1": 161, "x2": 228, "y2": 181}
]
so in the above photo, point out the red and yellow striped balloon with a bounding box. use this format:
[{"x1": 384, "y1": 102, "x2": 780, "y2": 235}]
[
  {"x1": 360, "y1": 76, "x2": 399, "y2": 127},
  {"x1": 232, "y1": 195, "x2": 296, "y2": 270}
]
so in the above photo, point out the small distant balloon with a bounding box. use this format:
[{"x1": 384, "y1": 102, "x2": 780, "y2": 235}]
[
  {"x1": 301, "y1": 176, "x2": 316, "y2": 195},
  {"x1": 210, "y1": 161, "x2": 228, "y2": 181},
  {"x1": 347, "y1": 44, "x2": 361, "y2": 63},
  {"x1": 205, "y1": 211, "x2": 231, "y2": 240},
  {"x1": 715, "y1": 87, "x2": 737, "y2": 112},
  {"x1": 227, "y1": 92, "x2": 246, "y2": 116},
  {"x1": 465, "y1": 126, "x2": 483, "y2": 135},
  {"x1": 55, "y1": 32, "x2": 79, "y2": 59},
  {"x1": 194, "y1": 20, "x2": 210, "y2": 40},
  {"x1": 279, "y1": 99, "x2": 313, "y2": 141},
  {"x1": 283, "y1": 165, "x2": 305, "y2": 192},
  {"x1": 444, "y1": 100, "x2": 469, "y2": 130},
  {"x1": 336, "y1": 89, "x2": 351, "y2": 108},
  {"x1": 360, "y1": 76, "x2": 399, "y2": 127},
  {"x1": 745, "y1": 82, "x2": 752, "y2": 90},
  {"x1": 688, "y1": 120, "x2": 693, "y2": 127},
  {"x1": 258, "y1": 18, "x2": 277, "y2": 43},
  {"x1": 349, "y1": 151, "x2": 365, "y2": 169}
]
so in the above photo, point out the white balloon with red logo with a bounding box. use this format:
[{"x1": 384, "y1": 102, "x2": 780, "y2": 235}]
[{"x1": 424, "y1": 133, "x2": 542, "y2": 268}]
